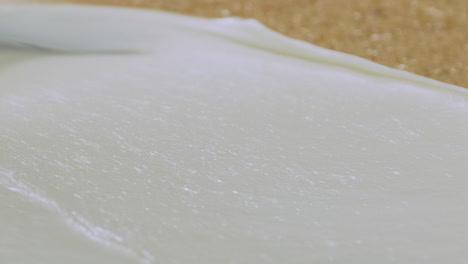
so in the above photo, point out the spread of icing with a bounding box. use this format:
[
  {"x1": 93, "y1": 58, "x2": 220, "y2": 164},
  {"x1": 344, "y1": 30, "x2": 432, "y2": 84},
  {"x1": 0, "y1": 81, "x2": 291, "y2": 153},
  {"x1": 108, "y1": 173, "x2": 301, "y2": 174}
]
[{"x1": 1, "y1": 4, "x2": 467, "y2": 264}]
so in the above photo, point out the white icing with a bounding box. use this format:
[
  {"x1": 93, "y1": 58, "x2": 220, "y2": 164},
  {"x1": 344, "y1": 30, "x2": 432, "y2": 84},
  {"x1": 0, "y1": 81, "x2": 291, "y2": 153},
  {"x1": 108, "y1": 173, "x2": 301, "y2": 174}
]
[{"x1": 1, "y1": 4, "x2": 467, "y2": 264}]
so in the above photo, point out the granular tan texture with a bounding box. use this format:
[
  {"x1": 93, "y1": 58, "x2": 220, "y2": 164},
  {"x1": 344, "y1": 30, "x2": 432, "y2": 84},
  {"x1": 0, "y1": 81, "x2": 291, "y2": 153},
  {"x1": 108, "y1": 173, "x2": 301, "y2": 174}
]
[{"x1": 28, "y1": 0, "x2": 468, "y2": 87}]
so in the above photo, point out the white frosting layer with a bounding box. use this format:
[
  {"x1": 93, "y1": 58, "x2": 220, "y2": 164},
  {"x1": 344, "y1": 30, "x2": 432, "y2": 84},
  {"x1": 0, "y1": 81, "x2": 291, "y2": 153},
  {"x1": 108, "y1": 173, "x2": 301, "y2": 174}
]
[{"x1": 1, "y1": 4, "x2": 467, "y2": 264}]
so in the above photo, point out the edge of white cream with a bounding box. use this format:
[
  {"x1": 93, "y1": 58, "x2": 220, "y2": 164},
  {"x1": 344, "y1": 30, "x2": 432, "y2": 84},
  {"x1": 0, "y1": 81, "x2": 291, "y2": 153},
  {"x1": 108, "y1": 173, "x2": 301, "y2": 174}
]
[{"x1": 0, "y1": 3, "x2": 465, "y2": 94}]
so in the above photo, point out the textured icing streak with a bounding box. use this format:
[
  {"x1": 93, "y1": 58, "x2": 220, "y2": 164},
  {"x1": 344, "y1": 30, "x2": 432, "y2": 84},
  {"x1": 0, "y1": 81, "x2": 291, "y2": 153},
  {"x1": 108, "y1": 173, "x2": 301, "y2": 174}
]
[{"x1": 0, "y1": 169, "x2": 154, "y2": 263}]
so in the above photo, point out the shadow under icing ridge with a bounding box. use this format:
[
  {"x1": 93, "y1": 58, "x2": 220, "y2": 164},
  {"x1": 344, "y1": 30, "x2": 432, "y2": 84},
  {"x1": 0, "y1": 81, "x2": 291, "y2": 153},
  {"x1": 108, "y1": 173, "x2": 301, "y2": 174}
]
[
  {"x1": 0, "y1": 44, "x2": 44, "y2": 69},
  {"x1": 0, "y1": 42, "x2": 139, "y2": 67}
]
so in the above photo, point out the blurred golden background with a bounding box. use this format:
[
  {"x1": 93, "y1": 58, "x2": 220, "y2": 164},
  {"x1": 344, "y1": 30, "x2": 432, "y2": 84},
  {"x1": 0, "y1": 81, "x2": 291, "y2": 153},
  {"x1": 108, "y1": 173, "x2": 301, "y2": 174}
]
[{"x1": 24, "y1": 0, "x2": 468, "y2": 87}]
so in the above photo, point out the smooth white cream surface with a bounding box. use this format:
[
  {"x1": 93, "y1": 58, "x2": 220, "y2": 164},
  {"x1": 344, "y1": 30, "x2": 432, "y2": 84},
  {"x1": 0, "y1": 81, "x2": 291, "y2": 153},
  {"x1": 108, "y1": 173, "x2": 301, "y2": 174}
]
[{"x1": 1, "y1": 4, "x2": 467, "y2": 264}]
